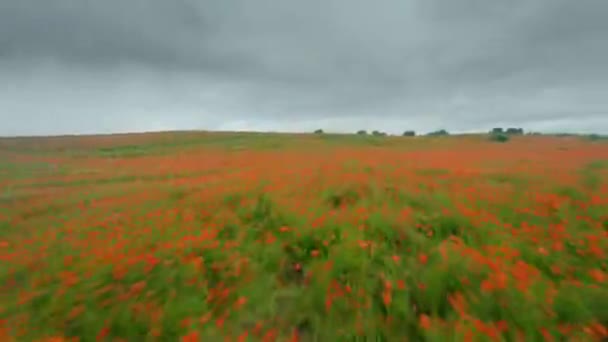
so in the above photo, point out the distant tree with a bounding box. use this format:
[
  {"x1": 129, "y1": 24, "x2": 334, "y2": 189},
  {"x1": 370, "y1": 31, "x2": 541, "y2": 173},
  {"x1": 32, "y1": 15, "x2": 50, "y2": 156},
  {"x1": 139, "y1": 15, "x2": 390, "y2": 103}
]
[
  {"x1": 356, "y1": 130, "x2": 367, "y2": 135},
  {"x1": 588, "y1": 134, "x2": 607, "y2": 141},
  {"x1": 489, "y1": 133, "x2": 510, "y2": 143},
  {"x1": 314, "y1": 129, "x2": 324, "y2": 134},
  {"x1": 427, "y1": 129, "x2": 449, "y2": 136},
  {"x1": 402, "y1": 130, "x2": 416, "y2": 136},
  {"x1": 491, "y1": 128, "x2": 504, "y2": 134},
  {"x1": 506, "y1": 128, "x2": 524, "y2": 135},
  {"x1": 372, "y1": 130, "x2": 385, "y2": 136}
]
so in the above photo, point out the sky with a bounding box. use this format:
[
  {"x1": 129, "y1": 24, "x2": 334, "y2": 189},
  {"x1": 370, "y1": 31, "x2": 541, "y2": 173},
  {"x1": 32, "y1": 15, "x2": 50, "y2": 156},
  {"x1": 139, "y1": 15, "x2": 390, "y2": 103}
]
[{"x1": 1, "y1": 0, "x2": 608, "y2": 136}]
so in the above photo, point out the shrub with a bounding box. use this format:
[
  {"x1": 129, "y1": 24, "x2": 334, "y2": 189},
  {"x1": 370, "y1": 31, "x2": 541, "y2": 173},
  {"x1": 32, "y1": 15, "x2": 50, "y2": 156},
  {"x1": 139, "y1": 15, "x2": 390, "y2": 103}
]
[
  {"x1": 356, "y1": 130, "x2": 367, "y2": 135},
  {"x1": 402, "y1": 130, "x2": 416, "y2": 137},
  {"x1": 489, "y1": 133, "x2": 510, "y2": 143},
  {"x1": 314, "y1": 129, "x2": 324, "y2": 134}
]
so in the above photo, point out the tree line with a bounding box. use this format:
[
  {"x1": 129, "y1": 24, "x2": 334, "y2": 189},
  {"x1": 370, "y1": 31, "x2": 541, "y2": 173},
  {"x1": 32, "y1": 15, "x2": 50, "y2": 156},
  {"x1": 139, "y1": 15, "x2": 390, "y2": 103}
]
[
  {"x1": 314, "y1": 127, "x2": 526, "y2": 137},
  {"x1": 313, "y1": 128, "x2": 606, "y2": 142}
]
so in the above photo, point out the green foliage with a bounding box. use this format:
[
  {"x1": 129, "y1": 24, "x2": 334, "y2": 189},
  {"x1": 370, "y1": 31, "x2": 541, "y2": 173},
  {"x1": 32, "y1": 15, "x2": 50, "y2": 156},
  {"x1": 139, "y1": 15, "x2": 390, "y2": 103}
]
[
  {"x1": 97, "y1": 144, "x2": 150, "y2": 158},
  {"x1": 402, "y1": 130, "x2": 416, "y2": 137},
  {"x1": 314, "y1": 129, "x2": 324, "y2": 134},
  {"x1": 323, "y1": 186, "x2": 365, "y2": 208},
  {"x1": 489, "y1": 133, "x2": 510, "y2": 143},
  {"x1": 587, "y1": 133, "x2": 608, "y2": 141}
]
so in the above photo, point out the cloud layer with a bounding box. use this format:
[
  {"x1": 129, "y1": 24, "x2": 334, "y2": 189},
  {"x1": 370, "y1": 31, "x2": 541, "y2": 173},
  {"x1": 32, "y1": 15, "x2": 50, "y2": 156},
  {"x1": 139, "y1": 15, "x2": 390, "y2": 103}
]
[{"x1": 1, "y1": 0, "x2": 608, "y2": 135}]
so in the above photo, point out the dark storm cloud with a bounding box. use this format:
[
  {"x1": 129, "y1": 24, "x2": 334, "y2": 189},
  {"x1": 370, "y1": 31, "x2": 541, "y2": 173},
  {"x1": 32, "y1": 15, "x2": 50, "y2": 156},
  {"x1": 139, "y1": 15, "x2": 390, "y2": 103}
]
[{"x1": 1, "y1": 0, "x2": 608, "y2": 135}]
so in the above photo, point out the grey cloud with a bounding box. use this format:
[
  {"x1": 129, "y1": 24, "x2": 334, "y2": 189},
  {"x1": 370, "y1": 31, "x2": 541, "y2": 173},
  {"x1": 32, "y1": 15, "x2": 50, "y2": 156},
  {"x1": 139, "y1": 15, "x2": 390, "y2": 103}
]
[{"x1": 1, "y1": 0, "x2": 608, "y2": 136}]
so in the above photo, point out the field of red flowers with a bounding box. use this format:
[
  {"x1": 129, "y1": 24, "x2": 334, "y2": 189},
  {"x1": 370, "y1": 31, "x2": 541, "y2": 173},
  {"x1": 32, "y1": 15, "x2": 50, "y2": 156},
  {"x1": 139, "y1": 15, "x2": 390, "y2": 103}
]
[{"x1": 1, "y1": 132, "x2": 607, "y2": 341}]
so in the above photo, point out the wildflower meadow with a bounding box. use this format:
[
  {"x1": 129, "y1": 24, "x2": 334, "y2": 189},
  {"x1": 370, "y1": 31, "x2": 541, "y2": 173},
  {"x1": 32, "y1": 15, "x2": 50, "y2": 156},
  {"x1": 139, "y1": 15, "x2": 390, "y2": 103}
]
[{"x1": 1, "y1": 132, "x2": 607, "y2": 341}]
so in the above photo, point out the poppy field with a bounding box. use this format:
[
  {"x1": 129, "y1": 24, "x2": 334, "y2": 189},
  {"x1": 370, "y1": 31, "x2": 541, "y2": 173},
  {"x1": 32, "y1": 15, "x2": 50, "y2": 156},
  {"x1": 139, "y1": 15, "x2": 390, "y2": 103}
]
[{"x1": 1, "y1": 132, "x2": 607, "y2": 341}]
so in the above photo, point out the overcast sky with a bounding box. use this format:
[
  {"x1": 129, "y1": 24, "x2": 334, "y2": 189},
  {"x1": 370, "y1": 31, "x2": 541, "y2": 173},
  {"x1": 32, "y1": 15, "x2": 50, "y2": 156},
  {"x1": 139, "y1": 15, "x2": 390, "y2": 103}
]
[{"x1": 1, "y1": 0, "x2": 607, "y2": 136}]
